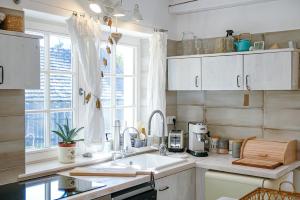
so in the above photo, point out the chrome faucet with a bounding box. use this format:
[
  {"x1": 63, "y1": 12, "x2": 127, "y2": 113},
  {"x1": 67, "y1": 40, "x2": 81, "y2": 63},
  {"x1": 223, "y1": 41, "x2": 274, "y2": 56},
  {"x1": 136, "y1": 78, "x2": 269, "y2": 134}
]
[{"x1": 148, "y1": 110, "x2": 167, "y2": 156}]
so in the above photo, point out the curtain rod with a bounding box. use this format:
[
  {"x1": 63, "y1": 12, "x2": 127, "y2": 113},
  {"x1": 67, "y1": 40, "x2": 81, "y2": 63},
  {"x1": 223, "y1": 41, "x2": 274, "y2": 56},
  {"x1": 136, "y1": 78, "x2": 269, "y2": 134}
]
[
  {"x1": 30, "y1": 0, "x2": 86, "y2": 16},
  {"x1": 169, "y1": 0, "x2": 198, "y2": 7},
  {"x1": 29, "y1": 0, "x2": 168, "y2": 34},
  {"x1": 154, "y1": 28, "x2": 168, "y2": 33}
]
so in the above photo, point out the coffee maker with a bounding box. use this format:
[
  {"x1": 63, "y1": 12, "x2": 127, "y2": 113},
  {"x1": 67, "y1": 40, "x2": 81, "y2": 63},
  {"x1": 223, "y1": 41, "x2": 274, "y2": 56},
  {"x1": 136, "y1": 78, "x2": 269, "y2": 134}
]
[{"x1": 188, "y1": 122, "x2": 209, "y2": 157}]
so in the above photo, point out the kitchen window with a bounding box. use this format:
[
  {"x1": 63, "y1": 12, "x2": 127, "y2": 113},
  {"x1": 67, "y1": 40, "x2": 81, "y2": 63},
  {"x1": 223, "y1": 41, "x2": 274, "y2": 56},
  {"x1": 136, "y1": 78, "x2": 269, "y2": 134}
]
[
  {"x1": 100, "y1": 42, "x2": 138, "y2": 135},
  {"x1": 25, "y1": 30, "x2": 77, "y2": 152}
]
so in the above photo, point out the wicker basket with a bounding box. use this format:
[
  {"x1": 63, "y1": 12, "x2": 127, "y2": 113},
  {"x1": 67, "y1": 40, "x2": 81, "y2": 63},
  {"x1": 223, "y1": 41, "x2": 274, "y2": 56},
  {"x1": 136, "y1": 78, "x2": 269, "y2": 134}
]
[
  {"x1": 2, "y1": 14, "x2": 24, "y2": 32},
  {"x1": 240, "y1": 181, "x2": 300, "y2": 200}
]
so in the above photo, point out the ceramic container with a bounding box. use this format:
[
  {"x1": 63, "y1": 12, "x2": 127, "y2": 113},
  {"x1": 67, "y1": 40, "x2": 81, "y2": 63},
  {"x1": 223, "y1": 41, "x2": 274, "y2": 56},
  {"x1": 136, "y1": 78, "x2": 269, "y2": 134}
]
[
  {"x1": 234, "y1": 39, "x2": 251, "y2": 52},
  {"x1": 58, "y1": 142, "x2": 76, "y2": 163},
  {"x1": 232, "y1": 141, "x2": 243, "y2": 158},
  {"x1": 218, "y1": 138, "x2": 229, "y2": 154}
]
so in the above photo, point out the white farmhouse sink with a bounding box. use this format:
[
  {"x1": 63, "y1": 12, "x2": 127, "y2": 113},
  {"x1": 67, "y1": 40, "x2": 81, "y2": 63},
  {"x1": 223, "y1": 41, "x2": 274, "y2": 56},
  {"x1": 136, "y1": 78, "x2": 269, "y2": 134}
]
[{"x1": 102, "y1": 154, "x2": 187, "y2": 171}]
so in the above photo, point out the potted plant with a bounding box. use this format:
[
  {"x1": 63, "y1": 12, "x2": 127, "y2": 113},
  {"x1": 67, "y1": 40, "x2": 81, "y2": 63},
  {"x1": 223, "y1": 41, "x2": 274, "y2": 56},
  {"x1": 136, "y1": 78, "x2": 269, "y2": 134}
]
[{"x1": 52, "y1": 118, "x2": 84, "y2": 164}]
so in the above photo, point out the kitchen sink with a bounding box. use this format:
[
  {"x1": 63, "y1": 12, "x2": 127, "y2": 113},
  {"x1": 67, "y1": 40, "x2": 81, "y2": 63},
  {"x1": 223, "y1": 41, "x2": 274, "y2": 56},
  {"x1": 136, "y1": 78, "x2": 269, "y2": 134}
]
[{"x1": 97, "y1": 154, "x2": 187, "y2": 171}]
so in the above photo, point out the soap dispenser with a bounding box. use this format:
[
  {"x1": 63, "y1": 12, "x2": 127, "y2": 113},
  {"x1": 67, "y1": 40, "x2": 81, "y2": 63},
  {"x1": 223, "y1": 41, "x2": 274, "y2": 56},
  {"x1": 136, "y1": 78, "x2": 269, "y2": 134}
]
[{"x1": 225, "y1": 30, "x2": 235, "y2": 52}]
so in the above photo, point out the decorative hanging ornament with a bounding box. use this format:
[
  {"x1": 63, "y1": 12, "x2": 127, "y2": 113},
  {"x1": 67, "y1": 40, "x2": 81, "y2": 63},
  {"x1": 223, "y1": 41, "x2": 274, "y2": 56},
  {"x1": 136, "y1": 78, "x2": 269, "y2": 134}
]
[
  {"x1": 106, "y1": 46, "x2": 111, "y2": 54},
  {"x1": 111, "y1": 16, "x2": 122, "y2": 45},
  {"x1": 85, "y1": 93, "x2": 91, "y2": 104},
  {"x1": 111, "y1": 32, "x2": 122, "y2": 44},
  {"x1": 96, "y1": 98, "x2": 101, "y2": 109},
  {"x1": 108, "y1": 36, "x2": 114, "y2": 45},
  {"x1": 103, "y1": 58, "x2": 108, "y2": 66},
  {"x1": 108, "y1": 18, "x2": 113, "y2": 27}
]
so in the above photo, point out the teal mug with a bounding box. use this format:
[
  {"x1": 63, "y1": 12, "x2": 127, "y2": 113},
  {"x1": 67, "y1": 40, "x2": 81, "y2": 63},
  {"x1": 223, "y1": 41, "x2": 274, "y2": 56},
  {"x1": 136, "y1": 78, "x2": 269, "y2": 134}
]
[{"x1": 234, "y1": 39, "x2": 251, "y2": 52}]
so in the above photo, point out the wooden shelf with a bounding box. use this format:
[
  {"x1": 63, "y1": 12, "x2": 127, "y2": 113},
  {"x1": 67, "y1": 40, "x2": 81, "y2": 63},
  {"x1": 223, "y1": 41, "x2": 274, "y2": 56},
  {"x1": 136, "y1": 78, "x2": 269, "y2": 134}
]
[
  {"x1": 0, "y1": 29, "x2": 42, "y2": 39},
  {"x1": 167, "y1": 48, "x2": 300, "y2": 59}
]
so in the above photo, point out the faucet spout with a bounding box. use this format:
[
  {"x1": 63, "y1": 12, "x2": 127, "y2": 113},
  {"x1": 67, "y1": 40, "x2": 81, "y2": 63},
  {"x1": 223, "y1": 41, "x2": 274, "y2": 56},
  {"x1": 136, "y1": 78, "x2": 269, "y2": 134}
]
[{"x1": 148, "y1": 110, "x2": 167, "y2": 156}]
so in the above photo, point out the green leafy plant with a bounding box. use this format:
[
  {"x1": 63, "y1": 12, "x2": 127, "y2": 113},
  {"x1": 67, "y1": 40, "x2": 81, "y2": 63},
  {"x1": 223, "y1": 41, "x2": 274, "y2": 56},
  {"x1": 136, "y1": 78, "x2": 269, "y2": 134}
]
[{"x1": 52, "y1": 117, "x2": 84, "y2": 144}]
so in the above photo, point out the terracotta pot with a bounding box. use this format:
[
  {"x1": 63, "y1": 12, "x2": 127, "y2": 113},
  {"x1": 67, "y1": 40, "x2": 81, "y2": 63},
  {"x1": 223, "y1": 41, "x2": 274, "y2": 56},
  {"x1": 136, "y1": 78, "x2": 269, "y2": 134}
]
[{"x1": 58, "y1": 142, "x2": 76, "y2": 164}]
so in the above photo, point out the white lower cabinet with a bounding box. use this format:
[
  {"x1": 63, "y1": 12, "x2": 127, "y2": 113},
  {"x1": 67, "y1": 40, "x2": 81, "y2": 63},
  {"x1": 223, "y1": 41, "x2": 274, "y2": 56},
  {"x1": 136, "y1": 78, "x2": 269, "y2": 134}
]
[{"x1": 156, "y1": 168, "x2": 196, "y2": 200}]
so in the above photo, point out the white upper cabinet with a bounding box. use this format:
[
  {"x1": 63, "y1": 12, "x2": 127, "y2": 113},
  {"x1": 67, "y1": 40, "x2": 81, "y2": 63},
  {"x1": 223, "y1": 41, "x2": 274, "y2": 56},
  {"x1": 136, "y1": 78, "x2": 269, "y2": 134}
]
[
  {"x1": 168, "y1": 58, "x2": 201, "y2": 90},
  {"x1": 202, "y1": 55, "x2": 243, "y2": 90},
  {"x1": 0, "y1": 31, "x2": 40, "y2": 89},
  {"x1": 167, "y1": 49, "x2": 299, "y2": 91},
  {"x1": 244, "y1": 52, "x2": 299, "y2": 90}
]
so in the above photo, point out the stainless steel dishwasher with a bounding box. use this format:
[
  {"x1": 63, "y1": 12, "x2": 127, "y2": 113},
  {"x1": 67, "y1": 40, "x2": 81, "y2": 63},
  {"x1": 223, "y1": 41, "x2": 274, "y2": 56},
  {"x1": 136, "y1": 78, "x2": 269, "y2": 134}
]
[{"x1": 95, "y1": 175, "x2": 157, "y2": 200}]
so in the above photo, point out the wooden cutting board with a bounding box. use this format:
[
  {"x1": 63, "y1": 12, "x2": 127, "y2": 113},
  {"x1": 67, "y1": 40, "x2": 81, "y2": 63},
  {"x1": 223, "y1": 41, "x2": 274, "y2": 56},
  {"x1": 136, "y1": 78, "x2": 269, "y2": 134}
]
[
  {"x1": 69, "y1": 167, "x2": 152, "y2": 177},
  {"x1": 232, "y1": 158, "x2": 283, "y2": 169}
]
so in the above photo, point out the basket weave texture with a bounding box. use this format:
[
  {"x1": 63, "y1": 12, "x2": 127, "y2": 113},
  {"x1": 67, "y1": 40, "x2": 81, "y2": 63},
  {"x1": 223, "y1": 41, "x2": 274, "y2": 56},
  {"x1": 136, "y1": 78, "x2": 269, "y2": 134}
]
[
  {"x1": 240, "y1": 182, "x2": 300, "y2": 200},
  {"x1": 2, "y1": 14, "x2": 24, "y2": 32}
]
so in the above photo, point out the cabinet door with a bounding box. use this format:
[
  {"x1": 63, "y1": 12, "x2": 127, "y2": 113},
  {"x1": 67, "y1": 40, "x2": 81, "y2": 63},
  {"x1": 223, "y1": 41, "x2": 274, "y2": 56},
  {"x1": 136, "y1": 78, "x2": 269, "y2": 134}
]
[
  {"x1": 244, "y1": 52, "x2": 297, "y2": 90},
  {"x1": 156, "y1": 168, "x2": 195, "y2": 200},
  {"x1": 168, "y1": 58, "x2": 201, "y2": 90},
  {"x1": 202, "y1": 55, "x2": 243, "y2": 90},
  {"x1": 0, "y1": 34, "x2": 40, "y2": 89}
]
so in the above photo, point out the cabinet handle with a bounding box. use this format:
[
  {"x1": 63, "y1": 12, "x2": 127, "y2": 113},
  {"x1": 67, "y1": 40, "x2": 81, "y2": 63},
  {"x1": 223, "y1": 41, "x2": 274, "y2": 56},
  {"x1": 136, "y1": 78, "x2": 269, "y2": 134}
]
[
  {"x1": 236, "y1": 75, "x2": 241, "y2": 88},
  {"x1": 158, "y1": 186, "x2": 170, "y2": 191},
  {"x1": 195, "y1": 75, "x2": 199, "y2": 87},
  {"x1": 0, "y1": 66, "x2": 3, "y2": 84},
  {"x1": 246, "y1": 75, "x2": 250, "y2": 90}
]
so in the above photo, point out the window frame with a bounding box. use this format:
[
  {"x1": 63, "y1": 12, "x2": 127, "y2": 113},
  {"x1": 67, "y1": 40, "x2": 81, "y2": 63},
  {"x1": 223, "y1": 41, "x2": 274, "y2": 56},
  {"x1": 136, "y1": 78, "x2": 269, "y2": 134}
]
[
  {"x1": 101, "y1": 35, "x2": 141, "y2": 135},
  {"x1": 25, "y1": 21, "x2": 79, "y2": 163}
]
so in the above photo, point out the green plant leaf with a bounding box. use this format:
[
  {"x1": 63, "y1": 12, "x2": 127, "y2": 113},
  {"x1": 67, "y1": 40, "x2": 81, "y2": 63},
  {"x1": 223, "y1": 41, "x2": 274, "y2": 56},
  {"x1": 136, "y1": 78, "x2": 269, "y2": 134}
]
[
  {"x1": 52, "y1": 130, "x2": 68, "y2": 141},
  {"x1": 68, "y1": 128, "x2": 76, "y2": 141},
  {"x1": 70, "y1": 127, "x2": 84, "y2": 141},
  {"x1": 53, "y1": 118, "x2": 84, "y2": 144},
  {"x1": 74, "y1": 127, "x2": 84, "y2": 135},
  {"x1": 64, "y1": 125, "x2": 70, "y2": 137},
  {"x1": 73, "y1": 139, "x2": 84, "y2": 142},
  {"x1": 57, "y1": 124, "x2": 67, "y2": 141}
]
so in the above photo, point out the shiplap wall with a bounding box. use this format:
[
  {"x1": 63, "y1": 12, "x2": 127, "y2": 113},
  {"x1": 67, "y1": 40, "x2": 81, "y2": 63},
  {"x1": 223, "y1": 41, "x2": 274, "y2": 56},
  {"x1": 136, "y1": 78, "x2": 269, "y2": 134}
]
[
  {"x1": 0, "y1": 90, "x2": 25, "y2": 185},
  {"x1": 168, "y1": 29, "x2": 300, "y2": 159}
]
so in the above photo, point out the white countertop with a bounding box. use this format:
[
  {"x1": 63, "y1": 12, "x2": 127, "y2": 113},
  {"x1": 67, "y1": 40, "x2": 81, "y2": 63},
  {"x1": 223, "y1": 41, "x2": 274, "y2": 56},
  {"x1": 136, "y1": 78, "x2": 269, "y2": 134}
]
[
  {"x1": 18, "y1": 151, "x2": 300, "y2": 199},
  {"x1": 186, "y1": 153, "x2": 300, "y2": 179},
  {"x1": 19, "y1": 147, "x2": 157, "y2": 181},
  {"x1": 58, "y1": 158, "x2": 195, "y2": 200}
]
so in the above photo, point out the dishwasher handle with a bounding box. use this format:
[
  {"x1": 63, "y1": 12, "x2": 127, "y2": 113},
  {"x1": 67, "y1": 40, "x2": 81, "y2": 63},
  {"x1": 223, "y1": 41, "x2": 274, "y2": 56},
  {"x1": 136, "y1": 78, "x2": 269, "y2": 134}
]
[
  {"x1": 111, "y1": 182, "x2": 156, "y2": 200},
  {"x1": 158, "y1": 186, "x2": 170, "y2": 191}
]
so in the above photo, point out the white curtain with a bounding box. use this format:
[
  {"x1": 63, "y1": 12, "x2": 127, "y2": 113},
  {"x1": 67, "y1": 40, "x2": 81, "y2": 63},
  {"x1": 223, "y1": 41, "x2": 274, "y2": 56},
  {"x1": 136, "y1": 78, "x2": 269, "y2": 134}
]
[
  {"x1": 146, "y1": 32, "x2": 168, "y2": 137},
  {"x1": 66, "y1": 15, "x2": 105, "y2": 144}
]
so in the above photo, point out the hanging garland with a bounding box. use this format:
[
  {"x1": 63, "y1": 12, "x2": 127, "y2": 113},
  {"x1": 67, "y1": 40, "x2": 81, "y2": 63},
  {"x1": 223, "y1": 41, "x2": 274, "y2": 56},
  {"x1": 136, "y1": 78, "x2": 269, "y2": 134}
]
[{"x1": 82, "y1": 16, "x2": 123, "y2": 110}]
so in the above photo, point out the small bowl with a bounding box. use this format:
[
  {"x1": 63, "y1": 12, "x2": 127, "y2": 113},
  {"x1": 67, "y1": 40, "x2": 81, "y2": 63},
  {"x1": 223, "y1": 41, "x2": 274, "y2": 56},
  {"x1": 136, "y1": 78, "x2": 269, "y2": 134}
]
[{"x1": 0, "y1": 12, "x2": 6, "y2": 23}]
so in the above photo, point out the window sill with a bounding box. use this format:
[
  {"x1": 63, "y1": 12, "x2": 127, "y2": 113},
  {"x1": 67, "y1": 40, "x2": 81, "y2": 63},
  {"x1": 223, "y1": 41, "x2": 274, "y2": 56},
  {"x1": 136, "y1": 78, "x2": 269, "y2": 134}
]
[{"x1": 19, "y1": 146, "x2": 157, "y2": 181}]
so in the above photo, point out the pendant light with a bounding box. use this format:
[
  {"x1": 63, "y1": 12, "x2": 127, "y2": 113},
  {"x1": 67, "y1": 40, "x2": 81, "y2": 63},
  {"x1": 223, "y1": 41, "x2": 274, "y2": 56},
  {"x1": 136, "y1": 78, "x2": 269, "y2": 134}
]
[
  {"x1": 113, "y1": 0, "x2": 126, "y2": 17},
  {"x1": 132, "y1": 4, "x2": 143, "y2": 22},
  {"x1": 89, "y1": 0, "x2": 102, "y2": 14}
]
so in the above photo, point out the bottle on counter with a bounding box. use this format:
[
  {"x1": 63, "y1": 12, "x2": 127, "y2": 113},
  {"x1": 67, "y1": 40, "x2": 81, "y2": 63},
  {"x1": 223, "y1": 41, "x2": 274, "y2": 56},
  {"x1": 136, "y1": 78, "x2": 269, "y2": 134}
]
[
  {"x1": 210, "y1": 136, "x2": 220, "y2": 153},
  {"x1": 225, "y1": 30, "x2": 235, "y2": 52},
  {"x1": 113, "y1": 120, "x2": 121, "y2": 151}
]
